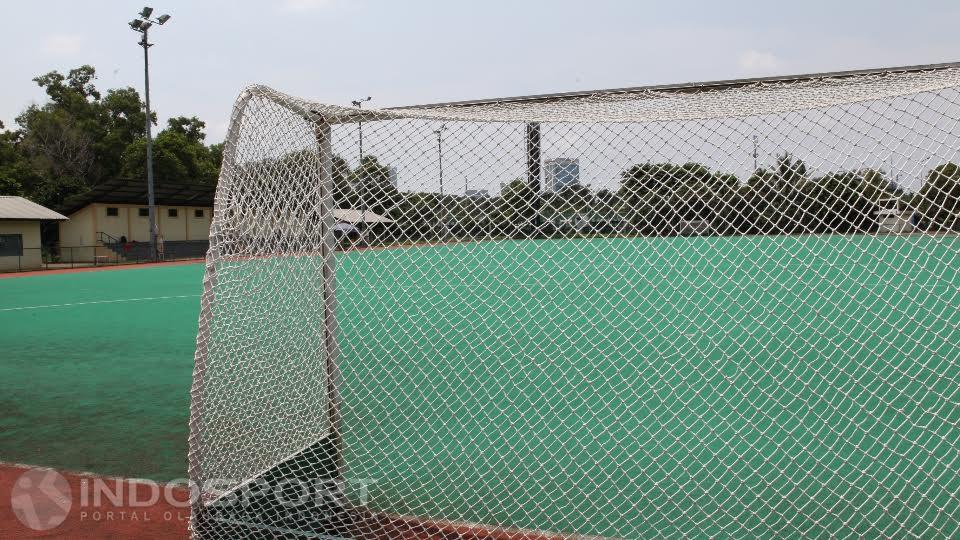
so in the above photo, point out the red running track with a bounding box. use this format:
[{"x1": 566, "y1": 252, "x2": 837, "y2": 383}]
[{"x1": 0, "y1": 463, "x2": 190, "y2": 539}]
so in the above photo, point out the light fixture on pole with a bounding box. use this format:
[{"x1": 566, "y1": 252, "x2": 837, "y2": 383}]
[{"x1": 129, "y1": 6, "x2": 171, "y2": 261}]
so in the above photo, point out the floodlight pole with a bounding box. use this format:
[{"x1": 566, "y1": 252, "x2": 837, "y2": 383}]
[
  {"x1": 141, "y1": 28, "x2": 158, "y2": 261},
  {"x1": 130, "y1": 8, "x2": 170, "y2": 262},
  {"x1": 358, "y1": 115, "x2": 364, "y2": 222},
  {"x1": 435, "y1": 127, "x2": 445, "y2": 197},
  {"x1": 435, "y1": 126, "x2": 447, "y2": 238},
  {"x1": 526, "y1": 122, "x2": 542, "y2": 234},
  {"x1": 352, "y1": 97, "x2": 371, "y2": 232}
]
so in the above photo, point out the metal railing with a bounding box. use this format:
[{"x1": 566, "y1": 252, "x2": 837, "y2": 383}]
[
  {"x1": 96, "y1": 231, "x2": 121, "y2": 245},
  {"x1": 0, "y1": 241, "x2": 210, "y2": 273}
]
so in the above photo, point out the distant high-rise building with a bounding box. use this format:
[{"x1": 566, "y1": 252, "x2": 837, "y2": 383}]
[
  {"x1": 465, "y1": 189, "x2": 489, "y2": 198},
  {"x1": 387, "y1": 166, "x2": 398, "y2": 188},
  {"x1": 544, "y1": 158, "x2": 580, "y2": 192}
]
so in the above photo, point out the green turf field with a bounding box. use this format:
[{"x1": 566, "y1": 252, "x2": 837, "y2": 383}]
[
  {"x1": 2, "y1": 234, "x2": 959, "y2": 537},
  {"x1": 336, "y1": 234, "x2": 960, "y2": 537},
  {"x1": 0, "y1": 263, "x2": 202, "y2": 480}
]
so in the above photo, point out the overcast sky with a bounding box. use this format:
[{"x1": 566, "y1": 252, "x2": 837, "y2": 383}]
[{"x1": 2, "y1": 0, "x2": 959, "y2": 143}]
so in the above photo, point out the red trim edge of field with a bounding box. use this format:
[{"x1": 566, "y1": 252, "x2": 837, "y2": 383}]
[
  {"x1": 354, "y1": 510, "x2": 590, "y2": 540},
  {"x1": 0, "y1": 259, "x2": 204, "y2": 279},
  {"x1": 1, "y1": 462, "x2": 597, "y2": 539},
  {"x1": 0, "y1": 462, "x2": 190, "y2": 538}
]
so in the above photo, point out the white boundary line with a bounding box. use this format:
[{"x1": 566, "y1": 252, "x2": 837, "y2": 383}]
[
  {"x1": 0, "y1": 460, "x2": 190, "y2": 489},
  {"x1": 0, "y1": 294, "x2": 201, "y2": 312}
]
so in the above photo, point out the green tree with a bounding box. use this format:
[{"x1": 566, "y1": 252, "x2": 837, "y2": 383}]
[
  {"x1": 165, "y1": 116, "x2": 207, "y2": 143},
  {"x1": 0, "y1": 130, "x2": 39, "y2": 196},
  {"x1": 498, "y1": 177, "x2": 538, "y2": 237},
  {"x1": 33, "y1": 65, "x2": 100, "y2": 105},
  {"x1": 120, "y1": 117, "x2": 222, "y2": 184},
  {"x1": 15, "y1": 106, "x2": 96, "y2": 207},
  {"x1": 917, "y1": 163, "x2": 960, "y2": 230},
  {"x1": 766, "y1": 153, "x2": 809, "y2": 233},
  {"x1": 596, "y1": 188, "x2": 619, "y2": 207},
  {"x1": 801, "y1": 172, "x2": 865, "y2": 233},
  {"x1": 97, "y1": 88, "x2": 149, "y2": 179},
  {"x1": 619, "y1": 161, "x2": 724, "y2": 235},
  {"x1": 351, "y1": 155, "x2": 402, "y2": 218},
  {"x1": 397, "y1": 192, "x2": 442, "y2": 240},
  {"x1": 3, "y1": 63, "x2": 225, "y2": 214},
  {"x1": 332, "y1": 155, "x2": 356, "y2": 209},
  {"x1": 15, "y1": 66, "x2": 152, "y2": 207},
  {"x1": 450, "y1": 194, "x2": 495, "y2": 238}
]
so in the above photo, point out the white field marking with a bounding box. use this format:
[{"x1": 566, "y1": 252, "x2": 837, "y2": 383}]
[
  {"x1": 0, "y1": 461, "x2": 190, "y2": 489},
  {"x1": 0, "y1": 294, "x2": 201, "y2": 312}
]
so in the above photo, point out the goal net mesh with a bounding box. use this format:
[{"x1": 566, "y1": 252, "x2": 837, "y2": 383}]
[{"x1": 190, "y1": 66, "x2": 960, "y2": 538}]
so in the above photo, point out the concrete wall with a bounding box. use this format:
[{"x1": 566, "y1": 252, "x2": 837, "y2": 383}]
[
  {"x1": 159, "y1": 207, "x2": 186, "y2": 242},
  {"x1": 60, "y1": 203, "x2": 213, "y2": 245},
  {"x1": 187, "y1": 207, "x2": 212, "y2": 240},
  {"x1": 130, "y1": 205, "x2": 151, "y2": 243},
  {"x1": 98, "y1": 205, "x2": 132, "y2": 242},
  {"x1": 59, "y1": 206, "x2": 94, "y2": 247},
  {"x1": 0, "y1": 220, "x2": 42, "y2": 272}
]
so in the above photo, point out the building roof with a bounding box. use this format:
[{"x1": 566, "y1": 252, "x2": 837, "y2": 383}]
[
  {"x1": 60, "y1": 179, "x2": 216, "y2": 215},
  {"x1": 333, "y1": 208, "x2": 394, "y2": 224},
  {"x1": 0, "y1": 196, "x2": 68, "y2": 221}
]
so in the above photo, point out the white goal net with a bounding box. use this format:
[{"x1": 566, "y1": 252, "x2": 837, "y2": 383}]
[{"x1": 190, "y1": 64, "x2": 960, "y2": 539}]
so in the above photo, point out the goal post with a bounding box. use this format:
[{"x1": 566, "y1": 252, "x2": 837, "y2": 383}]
[{"x1": 191, "y1": 64, "x2": 960, "y2": 538}]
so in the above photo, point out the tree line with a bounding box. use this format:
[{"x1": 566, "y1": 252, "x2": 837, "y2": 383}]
[
  {"x1": 0, "y1": 65, "x2": 222, "y2": 212},
  {"x1": 3, "y1": 64, "x2": 957, "y2": 240},
  {"x1": 330, "y1": 151, "x2": 960, "y2": 243}
]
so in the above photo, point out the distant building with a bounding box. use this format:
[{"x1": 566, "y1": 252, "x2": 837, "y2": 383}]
[
  {"x1": 0, "y1": 196, "x2": 67, "y2": 272},
  {"x1": 876, "y1": 196, "x2": 915, "y2": 234},
  {"x1": 332, "y1": 208, "x2": 395, "y2": 249},
  {"x1": 387, "y1": 166, "x2": 398, "y2": 188},
  {"x1": 552, "y1": 209, "x2": 627, "y2": 234},
  {"x1": 544, "y1": 158, "x2": 580, "y2": 192},
  {"x1": 465, "y1": 189, "x2": 489, "y2": 198},
  {"x1": 332, "y1": 208, "x2": 394, "y2": 225},
  {"x1": 58, "y1": 179, "x2": 215, "y2": 263},
  {"x1": 679, "y1": 219, "x2": 713, "y2": 237}
]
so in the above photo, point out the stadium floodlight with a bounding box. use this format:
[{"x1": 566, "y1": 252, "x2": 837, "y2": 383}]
[{"x1": 127, "y1": 6, "x2": 171, "y2": 261}]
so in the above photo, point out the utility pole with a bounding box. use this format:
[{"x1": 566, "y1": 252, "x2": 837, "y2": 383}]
[
  {"x1": 526, "y1": 123, "x2": 542, "y2": 236},
  {"x1": 129, "y1": 7, "x2": 171, "y2": 261},
  {"x1": 351, "y1": 96, "x2": 372, "y2": 231},
  {"x1": 434, "y1": 125, "x2": 447, "y2": 238}
]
